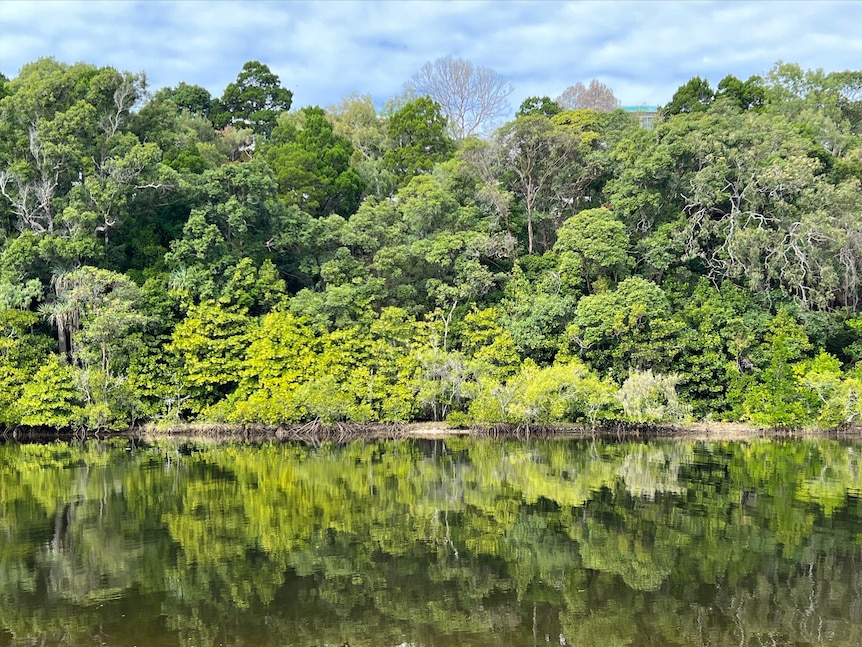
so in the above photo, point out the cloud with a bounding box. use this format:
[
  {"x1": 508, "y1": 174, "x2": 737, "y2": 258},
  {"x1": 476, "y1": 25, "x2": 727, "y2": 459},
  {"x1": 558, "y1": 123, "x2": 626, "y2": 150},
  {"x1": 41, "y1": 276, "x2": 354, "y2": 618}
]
[{"x1": 2, "y1": 0, "x2": 862, "y2": 113}]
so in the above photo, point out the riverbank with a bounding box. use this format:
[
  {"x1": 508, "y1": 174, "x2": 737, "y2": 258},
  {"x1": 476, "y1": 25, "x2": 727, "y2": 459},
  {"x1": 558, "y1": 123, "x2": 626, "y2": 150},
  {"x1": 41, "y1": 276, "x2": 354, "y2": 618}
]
[{"x1": 5, "y1": 420, "x2": 862, "y2": 443}]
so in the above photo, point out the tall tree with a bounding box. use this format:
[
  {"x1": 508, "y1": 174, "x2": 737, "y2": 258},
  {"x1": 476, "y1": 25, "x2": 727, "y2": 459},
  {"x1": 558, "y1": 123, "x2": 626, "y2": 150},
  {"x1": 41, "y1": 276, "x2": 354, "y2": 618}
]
[
  {"x1": 664, "y1": 76, "x2": 714, "y2": 115},
  {"x1": 716, "y1": 74, "x2": 765, "y2": 111},
  {"x1": 266, "y1": 106, "x2": 365, "y2": 217},
  {"x1": 212, "y1": 61, "x2": 292, "y2": 138},
  {"x1": 159, "y1": 82, "x2": 213, "y2": 117},
  {"x1": 494, "y1": 114, "x2": 582, "y2": 254},
  {"x1": 516, "y1": 96, "x2": 562, "y2": 118},
  {"x1": 406, "y1": 56, "x2": 514, "y2": 139},
  {"x1": 556, "y1": 80, "x2": 620, "y2": 112},
  {"x1": 382, "y1": 97, "x2": 455, "y2": 184}
]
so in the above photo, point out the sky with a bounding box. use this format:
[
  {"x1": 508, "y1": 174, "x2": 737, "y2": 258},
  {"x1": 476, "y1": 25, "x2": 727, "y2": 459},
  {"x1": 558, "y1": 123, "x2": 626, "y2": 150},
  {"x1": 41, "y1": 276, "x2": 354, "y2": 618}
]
[{"x1": 2, "y1": 0, "x2": 862, "y2": 117}]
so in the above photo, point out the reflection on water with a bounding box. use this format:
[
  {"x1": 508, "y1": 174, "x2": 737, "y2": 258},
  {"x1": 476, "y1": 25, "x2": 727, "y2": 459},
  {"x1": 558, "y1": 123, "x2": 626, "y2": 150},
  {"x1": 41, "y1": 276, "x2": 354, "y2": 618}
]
[{"x1": 1, "y1": 437, "x2": 862, "y2": 646}]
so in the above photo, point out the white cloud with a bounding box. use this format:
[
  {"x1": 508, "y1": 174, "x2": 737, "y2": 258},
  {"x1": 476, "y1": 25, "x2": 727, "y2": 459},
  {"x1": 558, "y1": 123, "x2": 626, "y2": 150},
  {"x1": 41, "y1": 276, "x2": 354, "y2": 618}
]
[{"x1": 2, "y1": 0, "x2": 862, "y2": 113}]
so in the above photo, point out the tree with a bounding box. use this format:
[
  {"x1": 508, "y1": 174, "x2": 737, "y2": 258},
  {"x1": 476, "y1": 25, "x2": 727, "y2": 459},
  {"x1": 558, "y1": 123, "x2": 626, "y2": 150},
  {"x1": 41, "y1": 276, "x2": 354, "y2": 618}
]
[
  {"x1": 18, "y1": 356, "x2": 82, "y2": 428},
  {"x1": 553, "y1": 207, "x2": 629, "y2": 293},
  {"x1": 615, "y1": 369, "x2": 690, "y2": 423},
  {"x1": 716, "y1": 74, "x2": 765, "y2": 111},
  {"x1": 327, "y1": 93, "x2": 394, "y2": 197},
  {"x1": 494, "y1": 114, "x2": 581, "y2": 253},
  {"x1": 266, "y1": 106, "x2": 365, "y2": 217},
  {"x1": 731, "y1": 308, "x2": 817, "y2": 427},
  {"x1": 664, "y1": 76, "x2": 714, "y2": 115},
  {"x1": 159, "y1": 82, "x2": 213, "y2": 116},
  {"x1": 567, "y1": 276, "x2": 679, "y2": 377},
  {"x1": 501, "y1": 262, "x2": 578, "y2": 364},
  {"x1": 516, "y1": 96, "x2": 562, "y2": 118},
  {"x1": 556, "y1": 80, "x2": 620, "y2": 112},
  {"x1": 165, "y1": 157, "x2": 286, "y2": 300},
  {"x1": 44, "y1": 266, "x2": 147, "y2": 374},
  {"x1": 0, "y1": 59, "x2": 150, "y2": 241},
  {"x1": 382, "y1": 97, "x2": 455, "y2": 184},
  {"x1": 168, "y1": 300, "x2": 255, "y2": 415},
  {"x1": 212, "y1": 61, "x2": 292, "y2": 138},
  {"x1": 0, "y1": 309, "x2": 53, "y2": 426},
  {"x1": 406, "y1": 56, "x2": 514, "y2": 139}
]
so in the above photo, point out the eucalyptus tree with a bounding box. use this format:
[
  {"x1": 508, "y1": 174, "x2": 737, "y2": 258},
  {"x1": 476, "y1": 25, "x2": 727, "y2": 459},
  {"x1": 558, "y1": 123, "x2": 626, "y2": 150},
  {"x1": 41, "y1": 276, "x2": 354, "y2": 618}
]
[
  {"x1": 0, "y1": 58, "x2": 150, "y2": 238},
  {"x1": 493, "y1": 113, "x2": 582, "y2": 254}
]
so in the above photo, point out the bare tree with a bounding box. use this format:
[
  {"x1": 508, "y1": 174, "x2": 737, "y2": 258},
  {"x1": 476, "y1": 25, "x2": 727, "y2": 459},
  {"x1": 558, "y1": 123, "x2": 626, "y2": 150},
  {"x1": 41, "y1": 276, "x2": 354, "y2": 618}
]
[
  {"x1": 0, "y1": 125, "x2": 60, "y2": 234},
  {"x1": 407, "y1": 55, "x2": 514, "y2": 140},
  {"x1": 556, "y1": 80, "x2": 620, "y2": 112},
  {"x1": 99, "y1": 73, "x2": 144, "y2": 139}
]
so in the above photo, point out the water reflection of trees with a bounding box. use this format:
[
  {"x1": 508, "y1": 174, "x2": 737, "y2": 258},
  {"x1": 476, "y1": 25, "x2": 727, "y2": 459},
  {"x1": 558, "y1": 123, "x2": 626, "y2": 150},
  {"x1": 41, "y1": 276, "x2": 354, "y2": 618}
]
[{"x1": 0, "y1": 438, "x2": 861, "y2": 646}]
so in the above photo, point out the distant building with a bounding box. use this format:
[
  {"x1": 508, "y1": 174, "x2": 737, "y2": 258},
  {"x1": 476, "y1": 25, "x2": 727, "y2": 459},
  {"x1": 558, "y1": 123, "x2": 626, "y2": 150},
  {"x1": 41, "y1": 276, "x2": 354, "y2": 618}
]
[{"x1": 621, "y1": 105, "x2": 659, "y2": 130}]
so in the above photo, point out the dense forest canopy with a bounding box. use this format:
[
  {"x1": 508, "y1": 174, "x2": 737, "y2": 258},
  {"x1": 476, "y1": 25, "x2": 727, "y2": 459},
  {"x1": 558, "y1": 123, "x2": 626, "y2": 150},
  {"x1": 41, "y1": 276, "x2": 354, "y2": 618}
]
[{"x1": 3, "y1": 56, "x2": 862, "y2": 430}]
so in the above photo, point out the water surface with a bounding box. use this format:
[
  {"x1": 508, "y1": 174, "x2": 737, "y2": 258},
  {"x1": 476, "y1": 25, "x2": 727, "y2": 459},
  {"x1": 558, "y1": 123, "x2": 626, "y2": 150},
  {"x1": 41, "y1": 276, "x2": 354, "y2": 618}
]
[{"x1": 1, "y1": 437, "x2": 861, "y2": 646}]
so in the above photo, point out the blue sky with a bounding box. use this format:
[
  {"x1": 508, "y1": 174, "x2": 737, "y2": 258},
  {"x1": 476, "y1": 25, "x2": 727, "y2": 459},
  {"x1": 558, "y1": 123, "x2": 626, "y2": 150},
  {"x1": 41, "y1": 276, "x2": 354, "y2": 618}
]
[{"x1": 2, "y1": 0, "x2": 862, "y2": 116}]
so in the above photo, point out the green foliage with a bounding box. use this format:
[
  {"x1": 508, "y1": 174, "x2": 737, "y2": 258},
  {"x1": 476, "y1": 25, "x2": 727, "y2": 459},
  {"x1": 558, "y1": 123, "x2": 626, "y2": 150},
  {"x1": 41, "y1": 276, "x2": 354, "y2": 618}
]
[
  {"x1": 494, "y1": 113, "x2": 585, "y2": 253},
  {"x1": 465, "y1": 359, "x2": 618, "y2": 425},
  {"x1": 159, "y1": 82, "x2": 213, "y2": 116},
  {"x1": 211, "y1": 60, "x2": 292, "y2": 137},
  {"x1": 501, "y1": 262, "x2": 578, "y2": 365},
  {"x1": 615, "y1": 369, "x2": 691, "y2": 423},
  {"x1": 731, "y1": 308, "x2": 818, "y2": 427},
  {"x1": 672, "y1": 279, "x2": 767, "y2": 417},
  {"x1": 383, "y1": 96, "x2": 455, "y2": 184},
  {"x1": 165, "y1": 157, "x2": 286, "y2": 301},
  {"x1": 46, "y1": 266, "x2": 148, "y2": 374},
  {"x1": 716, "y1": 74, "x2": 766, "y2": 111},
  {"x1": 168, "y1": 300, "x2": 255, "y2": 415},
  {"x1": 664, "y1": 76, "x2": 714, "y2": 115},
  {"x1": 516, "y1": 96, "x2": 562, "y2": 118},
  {"x1": 18, "y1": 356, "x2": 83, "y2": 428},
  {"x1": 266, "y1": 106, "x2": 365, "y2": 217},
  {"x1": 553, "y1": 207, "x2": 629, "y2": 292},
  {"x1": 3, "y1": 55, "x2": 862, "y2": 430},
  {"x1": 567, "y1": 276, "x2": 678, "y2": 377},
  {"x1": 0, "y1": 309, "x2": 53, "y2": 425}
]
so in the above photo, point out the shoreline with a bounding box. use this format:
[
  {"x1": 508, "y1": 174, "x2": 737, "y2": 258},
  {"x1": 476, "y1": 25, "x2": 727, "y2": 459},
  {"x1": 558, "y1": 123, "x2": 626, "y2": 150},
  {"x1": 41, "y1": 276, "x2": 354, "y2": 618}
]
[{"x1": 5, "y1": 420, "x2": 862, "y2": 443}]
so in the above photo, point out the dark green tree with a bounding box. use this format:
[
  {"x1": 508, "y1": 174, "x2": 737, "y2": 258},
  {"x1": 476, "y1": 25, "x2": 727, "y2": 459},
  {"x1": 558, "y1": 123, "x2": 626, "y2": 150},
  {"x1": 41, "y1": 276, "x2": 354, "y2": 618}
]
[
  {"x1": 664, "y1": 76, "x2": 714, "y2": 115},
  {"x1": 383, "y1": 97, "x2": 455, "y2": 185},
  {"x1": 266, "y1": 106, "x2": 365, "y2": 217},
  {"x1": 212, "y1": 60, "x2": 292, "y2": 138},
  {"x1": 159, "y1": 82, "x2": 213, "y2": 116},
  {"x1": 716, "y1": 74, "x2": 766, "y2": 111},
  {"x1": 516, "y1": 96, "x2": 562, "y2": 118}
]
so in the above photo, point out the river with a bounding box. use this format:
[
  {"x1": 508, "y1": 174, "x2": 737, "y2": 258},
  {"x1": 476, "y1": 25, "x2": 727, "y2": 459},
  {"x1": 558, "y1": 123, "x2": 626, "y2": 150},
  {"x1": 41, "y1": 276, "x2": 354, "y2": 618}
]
[{"x1": 1, "y1": 436, "x2": 861, "y2": 646}]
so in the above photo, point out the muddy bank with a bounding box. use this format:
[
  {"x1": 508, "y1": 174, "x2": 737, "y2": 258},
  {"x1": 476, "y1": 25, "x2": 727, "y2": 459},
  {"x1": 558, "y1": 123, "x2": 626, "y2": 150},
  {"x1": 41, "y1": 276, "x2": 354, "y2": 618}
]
[
  {"x1": 5, "y1": 420, "x2": 862, "y2": 444},
  {"x1": 136, "y1": 420, "x2": 862, "y2": 443}
]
